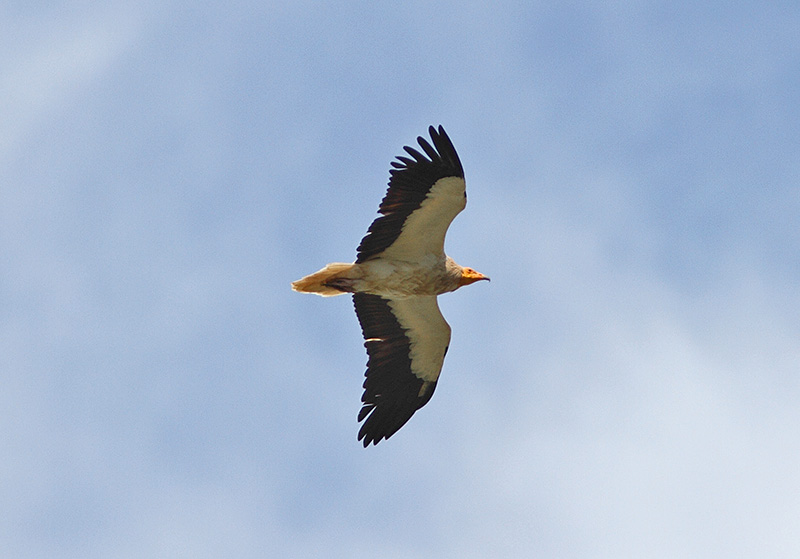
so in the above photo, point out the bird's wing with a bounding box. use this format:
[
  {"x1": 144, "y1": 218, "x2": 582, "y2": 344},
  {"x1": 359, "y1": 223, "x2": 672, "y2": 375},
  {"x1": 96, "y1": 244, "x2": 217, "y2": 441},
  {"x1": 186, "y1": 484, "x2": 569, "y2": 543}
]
[
  {"x1": 352, "y1": 293, "x2": 451, "y2": 446},
  {"x1": 356, "y1": 125, "x2": 466, "y2": 264}
]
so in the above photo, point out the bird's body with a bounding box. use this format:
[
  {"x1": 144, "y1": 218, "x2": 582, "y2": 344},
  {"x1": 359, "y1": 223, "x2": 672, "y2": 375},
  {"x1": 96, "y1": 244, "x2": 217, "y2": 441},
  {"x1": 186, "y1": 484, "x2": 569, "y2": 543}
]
[
  {"x1": 292, "y1": 255, "x2": 470, "y2": 299},
  {"x1": 292, "y1": 126, "x2": 488, "y2": 446}
]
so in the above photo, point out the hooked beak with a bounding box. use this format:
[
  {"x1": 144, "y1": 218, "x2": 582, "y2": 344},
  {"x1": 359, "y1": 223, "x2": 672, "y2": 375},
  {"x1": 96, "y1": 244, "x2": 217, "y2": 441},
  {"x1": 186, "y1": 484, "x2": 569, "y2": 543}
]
[{"x1": 459, "y1": 268, "x2": 490, "y2": 286}]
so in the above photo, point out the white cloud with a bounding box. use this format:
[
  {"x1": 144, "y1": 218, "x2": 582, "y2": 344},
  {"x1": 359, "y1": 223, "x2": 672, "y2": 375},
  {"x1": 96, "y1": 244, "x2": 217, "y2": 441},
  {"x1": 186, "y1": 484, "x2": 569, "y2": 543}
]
[
  {"x1": 2, "y1": 2, "x2": 798, "y2": 557},
  {"x1": 0, "y1": 5, "x2": 151, "y2": 159}
]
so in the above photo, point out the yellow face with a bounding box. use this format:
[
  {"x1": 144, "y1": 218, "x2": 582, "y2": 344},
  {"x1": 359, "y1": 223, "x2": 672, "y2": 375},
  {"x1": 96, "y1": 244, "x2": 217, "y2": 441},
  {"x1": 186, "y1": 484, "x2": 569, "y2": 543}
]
[{"x1": 459, "y1": 267, "x2": 490, "y2": 286}]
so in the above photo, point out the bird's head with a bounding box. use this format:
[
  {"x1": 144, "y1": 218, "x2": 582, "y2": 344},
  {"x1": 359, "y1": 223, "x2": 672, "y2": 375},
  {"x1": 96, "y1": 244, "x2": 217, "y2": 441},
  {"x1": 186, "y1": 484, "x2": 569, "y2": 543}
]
[{"x1": 458, "y1": 267, "x2": 490, "y2": 287}]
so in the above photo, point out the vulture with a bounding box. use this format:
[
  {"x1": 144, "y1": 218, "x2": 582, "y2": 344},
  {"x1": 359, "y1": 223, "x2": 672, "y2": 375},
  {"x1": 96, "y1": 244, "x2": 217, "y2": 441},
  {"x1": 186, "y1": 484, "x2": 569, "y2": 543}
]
[{"x1": 292, "y1": 125, "x2": 488, "y2": 446}]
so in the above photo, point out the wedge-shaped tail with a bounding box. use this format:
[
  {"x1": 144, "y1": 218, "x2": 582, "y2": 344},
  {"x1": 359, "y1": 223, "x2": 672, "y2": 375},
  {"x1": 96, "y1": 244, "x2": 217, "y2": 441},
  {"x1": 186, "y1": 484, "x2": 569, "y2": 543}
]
[{"x1": 291, "y1": 263, "x2": 355, "y2": 296}]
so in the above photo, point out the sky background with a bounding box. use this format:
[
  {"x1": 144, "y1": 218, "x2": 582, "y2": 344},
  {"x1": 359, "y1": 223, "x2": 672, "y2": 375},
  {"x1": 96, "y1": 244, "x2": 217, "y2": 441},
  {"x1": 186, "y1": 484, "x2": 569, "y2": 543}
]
[{"x1": 3, "y1": 1, "x2": 800, "y2": 557}]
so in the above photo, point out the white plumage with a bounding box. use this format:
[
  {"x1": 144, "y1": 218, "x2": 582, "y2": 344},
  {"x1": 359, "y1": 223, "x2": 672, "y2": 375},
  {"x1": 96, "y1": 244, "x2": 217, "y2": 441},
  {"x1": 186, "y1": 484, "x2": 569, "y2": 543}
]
[{"x1": 292, "y1": 125, "x2": 488, "y2": 446}]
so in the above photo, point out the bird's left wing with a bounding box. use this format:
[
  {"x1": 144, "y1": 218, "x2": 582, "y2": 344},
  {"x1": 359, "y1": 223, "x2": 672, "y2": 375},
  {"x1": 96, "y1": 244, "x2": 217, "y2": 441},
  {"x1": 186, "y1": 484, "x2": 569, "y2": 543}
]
[
  {"x1": 356, "y1": 125, "x2": 466, "y2": 264},
  {"x1": 352, "y1": 293, "x2": 451, "y2": 446}
]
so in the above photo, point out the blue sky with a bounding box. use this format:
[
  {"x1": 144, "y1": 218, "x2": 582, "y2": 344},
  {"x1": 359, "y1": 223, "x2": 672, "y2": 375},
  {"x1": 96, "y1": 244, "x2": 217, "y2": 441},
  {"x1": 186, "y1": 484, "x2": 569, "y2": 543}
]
[{"x1": 3, "y1": 2, "x2": 799, "y2": 557}]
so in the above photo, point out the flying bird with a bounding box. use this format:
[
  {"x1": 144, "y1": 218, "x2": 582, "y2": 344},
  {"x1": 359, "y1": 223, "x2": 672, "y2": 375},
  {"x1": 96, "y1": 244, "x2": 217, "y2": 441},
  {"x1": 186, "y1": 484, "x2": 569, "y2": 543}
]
[{"x1": 292, "y1": 125, "x2": 489, "y2": 446}]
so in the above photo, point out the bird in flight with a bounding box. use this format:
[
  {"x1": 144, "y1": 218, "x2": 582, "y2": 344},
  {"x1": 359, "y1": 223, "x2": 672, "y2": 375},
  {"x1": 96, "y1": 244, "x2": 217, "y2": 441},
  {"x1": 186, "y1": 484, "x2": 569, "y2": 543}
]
[{"x1": 292, "y1": 125, "x2": 489, "y2": 446}]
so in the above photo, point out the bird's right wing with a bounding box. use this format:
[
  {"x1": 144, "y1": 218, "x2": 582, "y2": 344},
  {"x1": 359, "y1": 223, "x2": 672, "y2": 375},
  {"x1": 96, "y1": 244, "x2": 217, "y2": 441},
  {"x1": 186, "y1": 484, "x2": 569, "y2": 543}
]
[{"x1": 356, "y1": 126, "x2": 466, "y2": 264}]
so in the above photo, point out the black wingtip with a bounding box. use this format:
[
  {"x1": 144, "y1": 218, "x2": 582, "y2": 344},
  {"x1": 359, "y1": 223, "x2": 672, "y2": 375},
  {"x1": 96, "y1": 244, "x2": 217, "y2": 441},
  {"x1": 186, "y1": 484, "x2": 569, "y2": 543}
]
[
  {"x1": 357, "y1": 381, "x2": 438, "y2": 447},
  {"x1": 355, "y1": 125, "x2": 464, "y2": 262}
]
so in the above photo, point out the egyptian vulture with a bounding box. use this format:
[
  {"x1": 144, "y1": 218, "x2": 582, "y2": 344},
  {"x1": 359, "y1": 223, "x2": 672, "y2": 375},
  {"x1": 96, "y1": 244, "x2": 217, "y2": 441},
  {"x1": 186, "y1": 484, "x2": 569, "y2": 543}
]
[{"x1": 292, "y1": 125, "x2": 488, "y2": 446}]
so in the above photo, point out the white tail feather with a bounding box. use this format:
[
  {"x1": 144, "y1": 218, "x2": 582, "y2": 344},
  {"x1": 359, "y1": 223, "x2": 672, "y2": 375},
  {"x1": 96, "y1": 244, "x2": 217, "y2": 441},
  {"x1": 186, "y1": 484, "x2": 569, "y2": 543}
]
[{"x1": 291, "y1": 263, "x2": 355, "y2": 296}]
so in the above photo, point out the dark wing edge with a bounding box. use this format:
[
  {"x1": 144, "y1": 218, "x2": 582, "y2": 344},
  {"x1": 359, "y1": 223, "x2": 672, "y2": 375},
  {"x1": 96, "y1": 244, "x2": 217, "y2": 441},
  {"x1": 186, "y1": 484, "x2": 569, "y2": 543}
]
[
  {"x1": 355, "y1": 125, "x2": 464, "y2": 263},
  {"x1": 352, "y1": 293, "x2": 438, "y2": 447}
]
